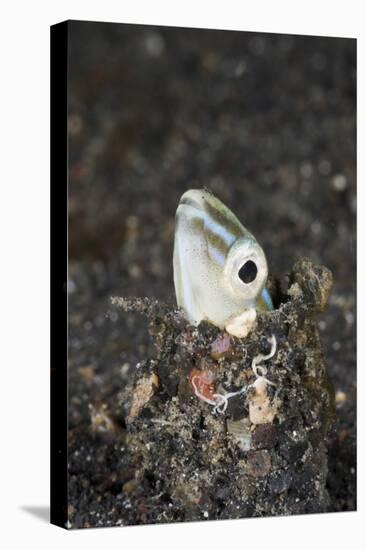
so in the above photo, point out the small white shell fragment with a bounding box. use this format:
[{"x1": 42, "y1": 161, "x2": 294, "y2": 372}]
[
  {"x1": 335, "y1": 390, "x2": 347, "y2": 407},
  {"x1": 332, "y1": 173, "x2": 348, "y2": 192},
  {"x1": 249, "y1": 377, "x2": 277, "y2": 425},
  {"x1": 225, "y1": 308, "x2": 257, "y2": 338},
  {"x1": 227, "y1": 418, "x2": 252, "y2": 451}
]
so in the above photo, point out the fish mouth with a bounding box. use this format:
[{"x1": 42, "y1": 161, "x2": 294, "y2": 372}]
[{"x1": 179, "y1": 189, "x2": 210, "y2": 213}]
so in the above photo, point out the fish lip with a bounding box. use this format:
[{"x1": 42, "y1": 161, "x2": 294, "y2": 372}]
[{"x1": 179, "y1": 190, "x2": 207, "y2": 212}]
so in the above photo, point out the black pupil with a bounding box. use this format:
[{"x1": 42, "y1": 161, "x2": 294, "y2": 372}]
[{"x1": 238, "y1": 260, "x2": 258, "y2": 284}]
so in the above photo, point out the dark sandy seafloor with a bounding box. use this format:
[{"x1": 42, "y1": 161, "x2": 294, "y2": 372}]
[{"x1": 66, "y1": 22, "x2": 356, "y2": 528}]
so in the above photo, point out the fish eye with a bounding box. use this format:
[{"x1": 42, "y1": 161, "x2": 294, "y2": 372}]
[{"x1": 238, "y1": 260, "x2": 258, "y2": 284}]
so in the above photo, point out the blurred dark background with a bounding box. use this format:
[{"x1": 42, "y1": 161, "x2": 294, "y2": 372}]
[{"x1": 67, "y1": 21, "x2": 356, "y2": 519}]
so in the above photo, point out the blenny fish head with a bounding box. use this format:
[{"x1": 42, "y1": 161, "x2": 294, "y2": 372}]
[{"x1": 173, "y1": 189, "x2": 272, "y2": 328}]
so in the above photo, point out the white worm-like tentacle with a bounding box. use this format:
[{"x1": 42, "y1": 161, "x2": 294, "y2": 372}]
[
  {"x1": 192, "y1": 335, "x2": 278, "y2": 414},
  {"x1": 251, "y1": 335, "x2": 277, "y2": 386}
]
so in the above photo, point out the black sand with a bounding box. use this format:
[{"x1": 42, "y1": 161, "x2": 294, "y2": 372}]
[{"x1": 67, "y1": 22, "x2": 356, "y2": 528}]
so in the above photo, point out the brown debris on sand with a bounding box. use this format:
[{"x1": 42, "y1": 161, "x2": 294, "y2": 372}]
[{"x1": 111, "y1": 257, "x2": 335, "y2": 522}]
